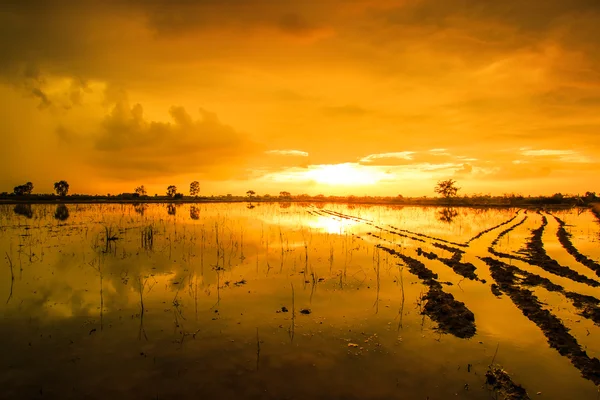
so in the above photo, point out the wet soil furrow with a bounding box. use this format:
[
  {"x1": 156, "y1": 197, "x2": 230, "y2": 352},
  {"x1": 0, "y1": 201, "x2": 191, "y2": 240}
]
[
  {"x1": 368, "y1": 232, "x2": 478, "y2": 281},
  {"x1": 486, "y1": 256, "x2": 600, "y2": 325},
  {"x1": 487, "y1": 216, "x2": 530, "y2": 261},
  {"x1": 467, "y1": 211, "x2": 520, "y2": 243},
  {"x1": 377, "y1": 244, "x2": 476, "y2": 338},
  {"x1": 481, "y1": 256, "x2": 600, "y2": 385},
  {"x1": 321, "y1": 207, "x2": 470, "y2": 248},
  {"x1": 417, "y1": 248, "x2": 480, "y2": 281},
  {"x1": 552, "y1": 214, "x2": 600, "y2": 277},
  {"x1": 386, "y1": 225, "x2": 467, "y2": 248},
  {"x1": 524, "y1": 215, "x2": 600, "y2": 287}
]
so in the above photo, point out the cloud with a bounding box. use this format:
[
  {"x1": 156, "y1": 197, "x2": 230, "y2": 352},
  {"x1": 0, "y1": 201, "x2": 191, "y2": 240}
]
[
  {"x1": 360, "y1": 151, "x2": 414, "y2": 164},
  {"x1": 265, "y1": 149, "x2": 309, "y2": 157},
  {"x1": 521, "y1": 149, "x2": 575, "y2": 157},
  {"x1": 520, "y1": 148, "x2": 593, "y2": 163},
  {"x1": 454, "y1": 163, "x2": 473, "y2": 176},
  {"x1": 1, "y1": 0, "x2": 600, "y2": 195},
  {"x1": 58, "y1": 100, "x2": 261, "y2": 180}
]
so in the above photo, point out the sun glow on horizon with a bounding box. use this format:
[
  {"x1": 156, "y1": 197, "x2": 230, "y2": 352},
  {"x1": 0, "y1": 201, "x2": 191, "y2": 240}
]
[{"x1": 264, "y1": 163, "x2": 393, "y2": 187}]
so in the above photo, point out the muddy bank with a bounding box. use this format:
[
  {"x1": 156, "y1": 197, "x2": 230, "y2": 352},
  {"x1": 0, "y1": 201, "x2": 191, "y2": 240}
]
[
  {"x1": 552, "y1": 215, "x2": 600, "y2": 277},
  {"x1": 481, "y1": 256, "x2": 600, "y2": 385},
  {"x1": 378, "y1": 245, "x2": 476, "y2": 338},
  {"x1": 485, "y1": 366, "x2": 530, "y2": 400},
  {"x1": 524, "y1": 215, "x2": 600, "y2": 287}
]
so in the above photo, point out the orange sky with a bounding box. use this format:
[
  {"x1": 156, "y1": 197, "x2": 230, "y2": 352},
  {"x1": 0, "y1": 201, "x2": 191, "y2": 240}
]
[{"x1": 1, "y1": 0, "x2": 599, "y2": 197}]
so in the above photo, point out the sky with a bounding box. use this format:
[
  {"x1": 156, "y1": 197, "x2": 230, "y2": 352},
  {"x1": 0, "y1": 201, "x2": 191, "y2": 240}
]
[{"x1": 1, "y1": 0, "x2": 599, "y2": 197}]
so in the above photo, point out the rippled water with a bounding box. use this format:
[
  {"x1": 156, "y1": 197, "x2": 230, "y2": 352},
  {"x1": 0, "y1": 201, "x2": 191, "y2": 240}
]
[{"x1": 1, "y1": 203, "x2": 599, "y2": 399}]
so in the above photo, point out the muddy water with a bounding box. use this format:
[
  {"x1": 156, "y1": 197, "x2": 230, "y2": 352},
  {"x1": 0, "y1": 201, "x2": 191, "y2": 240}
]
[{"x1": 1, "y1": 203, "x2": 599, "y2": 399}]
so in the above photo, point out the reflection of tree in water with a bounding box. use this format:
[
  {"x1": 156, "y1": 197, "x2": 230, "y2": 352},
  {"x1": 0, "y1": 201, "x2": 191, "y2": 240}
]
[
  {"x1": 190, "y1": 206, "x2": 200, "y2": 220},
  {"x1": 134, "y1": 203, "x2": 148, "y2": 216},
  {"x1": 14, "y1": 204, "x2": 33, "y2": 218},
  {"x1": 54, "y1": 205, "x2": 70, "y2": 221},
  {"x1": 437, "y1": 207, "x2": 458, "y2": 224},
  {"x1": 279, "y1": 202, "x2": 291, "y2": 209},
  {"x1": 167, "y1": 204, "x2": 177, "y2": 216}
]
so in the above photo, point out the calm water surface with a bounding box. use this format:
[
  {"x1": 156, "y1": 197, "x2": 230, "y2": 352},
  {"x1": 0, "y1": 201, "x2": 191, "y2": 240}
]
[{"x1": 1, "y1": 203, "x2": 599, "y2": 399}]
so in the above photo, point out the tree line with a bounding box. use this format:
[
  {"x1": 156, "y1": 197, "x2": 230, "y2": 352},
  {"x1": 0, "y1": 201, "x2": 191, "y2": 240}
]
[{"x1": 4, "y1": 178, "x2": 599, "y2": 206}]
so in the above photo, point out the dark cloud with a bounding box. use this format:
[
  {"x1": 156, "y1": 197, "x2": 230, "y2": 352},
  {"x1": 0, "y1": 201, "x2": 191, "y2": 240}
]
[{"x1": 59, "y1": 101, "x2": 262, "y2": 180}]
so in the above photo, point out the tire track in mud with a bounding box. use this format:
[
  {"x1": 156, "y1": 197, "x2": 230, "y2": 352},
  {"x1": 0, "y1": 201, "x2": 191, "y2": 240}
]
[
  {"x1": 487, "y1": 216, "x2": 530, "y2": 261},
  {"x1": 368, "y1": 232, "x2": 480, "y2": 281},
  {"x1": 551, "y1": 214, "x2": 600, "y2": 278},
  {"x1": 524, "y1": 215, "x2": 600, "y2": 287},
  {"x1": 312, "y1": 206, "x2": 600, "y2": 387},
  {"x1": 481, "y1": 257, "x2": 600, "y2": 385},
  {"x1": 466, "y1": 210, "x2": 521, "y2": 244},
  {"x1": 317, "y1": 207, "x2": 521, "y2": 249},
  {"x1": 483, "y1": 255, "x2": 600, "y2": 326},
  {"x1": 377, "y1": 244, "x2": 476, "y2": 339}
]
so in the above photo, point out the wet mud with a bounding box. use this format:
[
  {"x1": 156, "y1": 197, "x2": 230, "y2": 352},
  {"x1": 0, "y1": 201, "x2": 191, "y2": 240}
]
[
  {"x1": 481, "y1": 256, "x2": 600, "y2": 385},
  {"x1": 378, "y1": 245, "x2": 476, "y2": 339}
]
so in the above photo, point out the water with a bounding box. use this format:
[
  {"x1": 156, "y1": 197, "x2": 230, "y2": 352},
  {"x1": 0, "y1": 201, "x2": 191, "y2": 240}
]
[{"x1": 1, "y1": 203, "x2": 599, "y2": 399}]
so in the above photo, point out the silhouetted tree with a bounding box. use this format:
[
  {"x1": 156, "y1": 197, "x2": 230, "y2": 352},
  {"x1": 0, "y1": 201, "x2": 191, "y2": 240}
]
[
  {"x1": 190, "y1": 206, "x2": 200, "y2": 220},
  {"x1": 434, "y1": 179, "x2": 459, "y2": 199},
  {"x1": 279, "y1": 191, "x2": 291, "y2": 198},
  {"x1": 190, "y1": 181, "x2": 200, "y2": 197},
  {"x1": 167, "y1": 185, "x2": 177, "y2": 198},
  {"x1": 134, "y1": 185, "x2": 147, "y2": 197},
  {"x1": 437, "y1": 207, "x2": 458, "y2": 224},
  {"x1": 14, "y1": 182, "x2": 33, "y2": 196},
  {"x1": 13, "y1": 204, "x2": 33, "y2": 218},
  {"x1": 54, "y1": 205, "x2": 69, "y2": 221},
  {"x1": 246, "y1": 190, "x2": 255, "y2": 198},
  {"x1": 54, "y1": 180, "x2": 69, "y2": 197}
]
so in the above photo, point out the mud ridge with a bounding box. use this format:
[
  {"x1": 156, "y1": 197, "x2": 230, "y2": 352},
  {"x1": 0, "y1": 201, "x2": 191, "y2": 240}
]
[
  {"x1": 417, "y1": 248, "x2": 479, "y2": 281},
  {"x1": 524, "y1": 215, "x2": 600, "y2": 287},
  {"x1": 487, "y1": 216, "x2": 530, "y2": 261},
  {"x1": 481, "y1": 256, "x2": 600, "y2": 384},
  {"x1": 485, "y1": 366, "x2": 530, "y2": 400},
  {"x1": 378, "y1": 245, "x2": 476, "y2": 338},
  {"x1": 552, "y1": 214, "x2": 600, "y2": 277},
  {"x1": 484, "y1": 257, "x2": 600, "y2": 325},
  {"x1": 367, "y1": 230, "x2": 426, "y2": 244},
  {"x1": 387, "y1": 225, "x2": 467, "y2": 248},
  {"x1": 467, "y1": 211, "x2": 520, "y2": 243}
]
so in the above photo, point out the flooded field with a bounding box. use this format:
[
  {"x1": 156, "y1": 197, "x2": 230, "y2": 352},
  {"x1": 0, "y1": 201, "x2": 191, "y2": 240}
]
[{"x1": 1, "y1": 202, "x2": 600, "y2": 399}]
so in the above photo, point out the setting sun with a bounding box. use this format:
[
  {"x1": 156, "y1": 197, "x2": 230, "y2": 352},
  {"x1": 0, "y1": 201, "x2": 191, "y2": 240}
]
[{"x1": 305, "y1": 163, "x2": 390, "y2": 186}]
